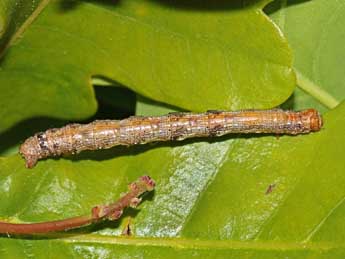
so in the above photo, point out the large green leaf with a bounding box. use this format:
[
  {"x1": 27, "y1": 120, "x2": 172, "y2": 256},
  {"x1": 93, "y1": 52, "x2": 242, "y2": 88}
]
[
  {"x1": 0, "y1": 0, "x2": 294, "y2": 132},
  {"x1": 0, "y1": 0, "x2": 344, "y2": 258},
  {"x1": 0, "y1": 100, "x2": 344, "y2": 257},
  {"x1": 268, "y1": 0, "x2": 343, "y2": 112}
]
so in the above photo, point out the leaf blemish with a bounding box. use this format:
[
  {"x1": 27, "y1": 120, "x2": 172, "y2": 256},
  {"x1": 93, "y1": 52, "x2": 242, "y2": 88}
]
[
  {"x1": 265, "y1": 184, "x2": 276, "y2": 195},
  {"x1": 122, "y1": 218, "x2": 132, "y2": 236}
]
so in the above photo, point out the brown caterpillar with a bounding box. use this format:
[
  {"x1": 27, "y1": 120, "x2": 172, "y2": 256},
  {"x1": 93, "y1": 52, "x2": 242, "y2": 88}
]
[{"x1": 19, "y1": 109, "x2": 323, "y2": 168}]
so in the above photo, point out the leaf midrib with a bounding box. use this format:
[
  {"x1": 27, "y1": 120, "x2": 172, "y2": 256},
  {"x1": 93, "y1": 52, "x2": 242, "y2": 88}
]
[
  {"x1": 295, "y1": 69, "x2": 340, "y2": 109},
  {"x1": 0, "y1": 0, "x2": 51, "y2": 58},
  {"x1": 27, "y1": 234, "x2": 343, "y2": 251},
  {"x1": 271, "y1": 0, "x2": 341, "y2": 109}
]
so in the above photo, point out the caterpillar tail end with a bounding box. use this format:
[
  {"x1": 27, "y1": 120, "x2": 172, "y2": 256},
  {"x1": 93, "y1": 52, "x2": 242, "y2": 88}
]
[
  {"x1": 19, "y1": 137, "x2": 39, "y2": 169},
  {"x1": 302, "y1": 109, "x2": 323, "y2": 132}
]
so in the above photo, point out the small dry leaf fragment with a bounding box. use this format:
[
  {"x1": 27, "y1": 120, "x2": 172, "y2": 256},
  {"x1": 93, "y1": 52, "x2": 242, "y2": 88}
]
[
  {"x1": 19, "y1": 109, "x2": 323, "y2": 168},
  {"x1": 265, "y1": 184, "x2": 276, "y2": 195},
  {"x1": 121, "y1": 218, "x2": 132, "y2": 236}
]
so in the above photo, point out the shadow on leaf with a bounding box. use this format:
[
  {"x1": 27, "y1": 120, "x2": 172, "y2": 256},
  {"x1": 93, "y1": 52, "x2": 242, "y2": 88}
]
[{"x1": 264, "y1": 0, "x2": 311, "y2": 15}]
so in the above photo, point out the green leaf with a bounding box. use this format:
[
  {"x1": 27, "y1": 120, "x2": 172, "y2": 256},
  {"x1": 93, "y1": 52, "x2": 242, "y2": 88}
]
[
  {"x1": 0, "y1": 0, "x2": 48, "y2": 49},
  {"x1": 0, "y1": 0, "x2": 294, "y2": 132},
  {"x1": 0, "y1": 100, "x2": 344, "y2": 257},
  {"x1": 268, "y1": 0, "x2": 343, "y2": 112},
  {"x1": 1, "y1": 0, "x2": 345, "y2": 258}
]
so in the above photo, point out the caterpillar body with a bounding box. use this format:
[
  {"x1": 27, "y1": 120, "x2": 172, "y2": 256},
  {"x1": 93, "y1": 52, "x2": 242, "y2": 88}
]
[{"x1": 20, "y1": 108, "x2": 323, "y2": 168}]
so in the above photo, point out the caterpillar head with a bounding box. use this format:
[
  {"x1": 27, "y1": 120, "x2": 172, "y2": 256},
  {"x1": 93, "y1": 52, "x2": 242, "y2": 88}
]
[{"x1": 19, "y1": 136, "x2": 40, "y2": 168}]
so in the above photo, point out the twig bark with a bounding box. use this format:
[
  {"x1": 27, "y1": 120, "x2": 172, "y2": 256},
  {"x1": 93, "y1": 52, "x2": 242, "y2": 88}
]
[{"x1": 0, "y1": 176, "x2": 155, "y2": 235}]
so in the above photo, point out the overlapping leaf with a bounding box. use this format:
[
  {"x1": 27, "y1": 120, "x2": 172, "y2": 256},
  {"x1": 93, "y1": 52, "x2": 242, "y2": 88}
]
[
  {"x1": 0, "y1": 0, "x2": 47, "y2": 49},
  {"x1": 0, "y1": 0, "x2": 344, "y2": 258},
  {"x1": 0, "y1": 0, "x2": 294, "y2": 132},
  {"x1": 269, "y1": 0, "x2": 343, "y2": 112}
]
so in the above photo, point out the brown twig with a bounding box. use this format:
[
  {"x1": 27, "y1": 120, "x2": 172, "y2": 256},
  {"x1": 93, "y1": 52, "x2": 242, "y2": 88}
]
[{"x1": 0, "y1": 176, "x2": 155, "y2": 235}]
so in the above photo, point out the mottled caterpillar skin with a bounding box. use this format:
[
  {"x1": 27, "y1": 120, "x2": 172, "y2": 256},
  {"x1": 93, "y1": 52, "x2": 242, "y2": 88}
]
[{"x1": 20, "y1": 109, "x2": 322, "y2": 168}]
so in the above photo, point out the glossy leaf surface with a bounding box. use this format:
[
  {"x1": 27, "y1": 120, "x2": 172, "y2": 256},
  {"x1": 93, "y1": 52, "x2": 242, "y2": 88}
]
[
  {"x1": 0, "y1": 0, "x2": 344, "y2": 258},
  {"x1": 0, "y1": 0, "x2": 294, "y2": 132}
]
